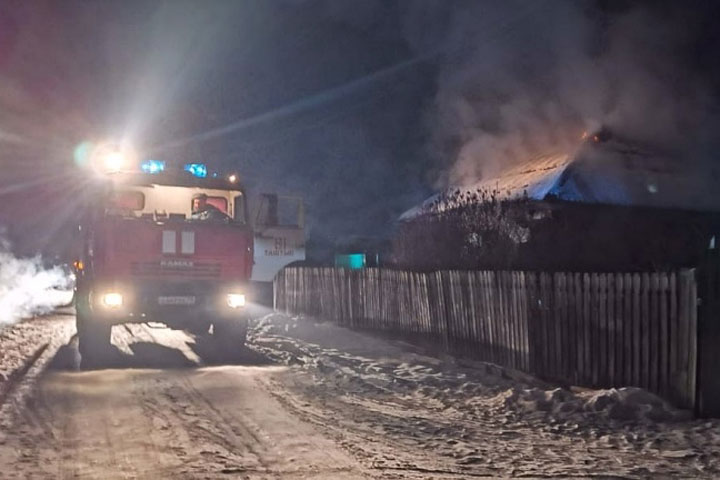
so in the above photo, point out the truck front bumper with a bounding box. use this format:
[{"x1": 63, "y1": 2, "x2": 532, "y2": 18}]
[{"x1": 86, "y1": 280, "x2": 249, "y2": 326}]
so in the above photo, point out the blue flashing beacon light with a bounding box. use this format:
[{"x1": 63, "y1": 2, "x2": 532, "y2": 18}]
[
  {"x1": 184, "y1": 163, "x2": 208, "y2": 178},
  {"x1": 140, "y1": 159, "x2": 165, "y2": 174}
]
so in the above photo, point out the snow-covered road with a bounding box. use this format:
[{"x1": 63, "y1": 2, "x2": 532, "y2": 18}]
[
  {"x1": 0, "y1": 318, "x2": 366, "y2": 479},
  {"x1": 0, "y1": 312, "x2": 718, "y2": 478}
]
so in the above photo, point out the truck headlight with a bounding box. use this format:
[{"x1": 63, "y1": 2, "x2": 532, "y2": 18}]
[
  {"x1": 226, "y1": 293, "x2": 246, "y2": 308},
  {"x1": 101, "y1": 292, "x2": 123, "y2": 308}
]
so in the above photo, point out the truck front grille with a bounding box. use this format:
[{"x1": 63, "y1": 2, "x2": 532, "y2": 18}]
[{"x1": 130, "y1": 261, "x2": 222, "y2": 278}]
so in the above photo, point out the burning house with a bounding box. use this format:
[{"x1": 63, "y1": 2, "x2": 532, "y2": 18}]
[{"x1": 394, "y1": 132, "x2": 720, "y2": 272}]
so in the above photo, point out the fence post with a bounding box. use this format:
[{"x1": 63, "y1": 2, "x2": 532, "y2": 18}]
[
  {"x1": 273, "y1": 269, "x2": 280, "y2": 311},
  {"x1": 427, "y1": 271, "x2": 449, "y2": 351},
  {"x1": 526, "y1": 272, "x2": 539, "y2": 375},
  {"x1": 697, "y1": 249, "x2": 720, "y2": 416}
]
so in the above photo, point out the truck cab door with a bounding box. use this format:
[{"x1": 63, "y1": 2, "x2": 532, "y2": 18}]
[{"x1": 250, "y1": 194, "x2": 306, "y2": 282}]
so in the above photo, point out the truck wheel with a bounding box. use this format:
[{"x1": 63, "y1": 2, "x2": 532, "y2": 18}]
[
  {"x1": 187, "y1": 321, "x2": 211, "y2": 336},
  {"x1": 213, "y1": 318, "x2": 248, "y2": 347},
  {"x1": 77, "y1": 312, "x2": 112, "y2": 367}
]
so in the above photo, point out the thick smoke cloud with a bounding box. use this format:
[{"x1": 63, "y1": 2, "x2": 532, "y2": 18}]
[
  {"x1": 0, "y1": 237, "x2": 73, "y2": 325},
  {"x1": 2, "y1": 0, "x2": 719, "y2": 253},
  {"x1": 398, "y1": 0, "x2": 720, "y2": 187}
]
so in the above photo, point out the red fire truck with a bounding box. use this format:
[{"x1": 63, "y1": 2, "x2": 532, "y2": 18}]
[{"x1": 74, "y1": 146, "x2": 302, "y2": 361}]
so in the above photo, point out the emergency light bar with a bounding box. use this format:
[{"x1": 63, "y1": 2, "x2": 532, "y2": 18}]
[
  {"x1": 184, "y1": 163, "x2": 207, "y2": 178},
  {"x1": 140, "y1": 159, "x2": 165, "y2": 174}
]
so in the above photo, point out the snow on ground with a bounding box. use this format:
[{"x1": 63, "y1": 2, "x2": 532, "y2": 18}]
[
  {"x1": 0, "y1": 312, "x2": 76, "y2": 429},
  {"x1": 0, "y1": 311, "x2": 74, "y2": 388},
  {"x1": 0, "y1": 310, "x2": 719, "y2": 478},
  {"x1": 0, "y1": 322, "x2": 368, "y2": 479},
  {"x1": 251, "y1": 313, "x2": 720, "y2": 478}
]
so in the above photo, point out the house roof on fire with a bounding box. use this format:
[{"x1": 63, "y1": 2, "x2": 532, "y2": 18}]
[{"x1": 400, "y1": 138, "x2": 720, "y2": 221}]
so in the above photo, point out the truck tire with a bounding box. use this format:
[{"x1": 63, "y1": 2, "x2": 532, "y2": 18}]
[
  {"x1": 213, "y1": 318, "x2": 248, "y2": 347},
  {"x1": 76, "y1": 294, "x2": 112, "y2": 367},
  {"x1": 77, "y1": 319, "x2": 112, "y2": 366},
  {"x1": 187, "y1": 321, "x2": 211, "y2": 336}
]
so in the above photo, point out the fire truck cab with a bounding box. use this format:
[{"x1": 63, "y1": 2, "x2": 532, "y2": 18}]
[{"x1": 75, "y1": 159, "x2": 263, "y2": 362}]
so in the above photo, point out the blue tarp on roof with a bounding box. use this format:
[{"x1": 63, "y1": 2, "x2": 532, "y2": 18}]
[{"x1": 400, "y1": 140, "x2": 720, "y2": 221}]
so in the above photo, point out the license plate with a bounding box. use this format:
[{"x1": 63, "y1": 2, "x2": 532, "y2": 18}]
[{"x1": 158, "y1": 295, "x2": 196, "y2": 306}]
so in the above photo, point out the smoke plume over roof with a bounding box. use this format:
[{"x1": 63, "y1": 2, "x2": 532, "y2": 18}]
[{"x1": 399, "y1": 0, "x2": 720, "y2": 188}]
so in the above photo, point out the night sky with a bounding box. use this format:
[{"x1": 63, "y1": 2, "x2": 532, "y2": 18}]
[{"x1": 1, "y1": 0, "x2": 719, "y2": 257}]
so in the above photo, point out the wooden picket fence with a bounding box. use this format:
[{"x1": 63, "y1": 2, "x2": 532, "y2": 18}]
[{"x1": 274, "y1": 267, "x2": 699, "y2": 409}]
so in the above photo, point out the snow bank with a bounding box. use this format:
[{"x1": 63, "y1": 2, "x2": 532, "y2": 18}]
[
  {"x1": 255, "y1": 314, "x2": 691, "y2": 425},
  {"x1": 252, "y1": 313, "x2": 720, "y2": 477},
  {"x1": 494, "y1": 385, "x2": 692, "y2": 425}
]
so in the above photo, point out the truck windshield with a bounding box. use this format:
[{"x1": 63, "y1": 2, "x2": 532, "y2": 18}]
[
  {"x1": 108, "y1": 191, "x2": 145, "y2": 211},
  {"x1": 105, "y1": 185, "x2": 246, "y2": 224},
  {"x1": 190, "y1": 195, "x2": 232, "y2": 222},
  {"x1": 191, "y1": 196, "x2": 228, "y2": 215}
]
